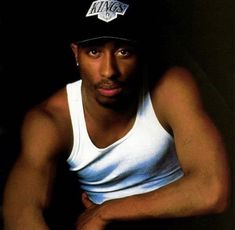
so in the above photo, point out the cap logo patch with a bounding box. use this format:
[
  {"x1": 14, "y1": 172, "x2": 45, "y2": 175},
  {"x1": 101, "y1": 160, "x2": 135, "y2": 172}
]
[{"x1": 86, "y1": 0, "x2": 129, "y2": 23}]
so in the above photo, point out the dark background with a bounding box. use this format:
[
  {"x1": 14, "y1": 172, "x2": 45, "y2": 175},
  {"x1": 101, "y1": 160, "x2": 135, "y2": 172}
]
[{"x1": 1, "y1": 0, "x2": 234, "y2": 229}]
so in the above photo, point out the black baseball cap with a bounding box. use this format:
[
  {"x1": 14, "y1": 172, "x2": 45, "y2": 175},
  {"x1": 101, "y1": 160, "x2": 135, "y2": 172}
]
[{"x1": 68, "y1": 0, "x2": 148, "y2": 44}]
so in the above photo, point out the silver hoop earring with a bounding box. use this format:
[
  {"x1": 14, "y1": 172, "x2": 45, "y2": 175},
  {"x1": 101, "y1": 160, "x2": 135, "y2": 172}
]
[{"x1": 76, "y1": 62, "x2": 79, "y2": 66}]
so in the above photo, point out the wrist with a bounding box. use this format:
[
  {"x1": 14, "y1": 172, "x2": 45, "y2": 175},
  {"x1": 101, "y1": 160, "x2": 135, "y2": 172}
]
[{"x1": 99, "y1": 200, "x2": 115, "y2": 223}]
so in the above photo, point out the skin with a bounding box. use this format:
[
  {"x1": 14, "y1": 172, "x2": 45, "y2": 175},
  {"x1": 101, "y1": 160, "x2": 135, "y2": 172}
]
[{"x1": 3, "y1": 39, "x2": 231, "y2": 230}]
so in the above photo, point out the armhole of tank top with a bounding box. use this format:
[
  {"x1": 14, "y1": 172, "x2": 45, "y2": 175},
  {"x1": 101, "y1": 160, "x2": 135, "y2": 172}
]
[
  {"x1": 66, "y1": 82, "x2": 80, "y2": 169},
  {"x1": 140, "y1": 68, "x2": 173, "y2": 140},
  {"x1": 146, "y1": 92, "x2": 173, "y2": 140}
]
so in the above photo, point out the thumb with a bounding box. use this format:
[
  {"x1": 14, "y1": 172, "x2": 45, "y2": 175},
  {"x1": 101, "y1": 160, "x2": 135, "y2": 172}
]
[{"x1": 81, "y1": 192, "x2": 95, "y2": 209}]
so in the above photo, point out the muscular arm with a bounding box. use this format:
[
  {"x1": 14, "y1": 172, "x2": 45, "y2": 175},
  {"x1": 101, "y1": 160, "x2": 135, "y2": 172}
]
[
  {"x1": 3, "y1": 94, "x2": 70, "y2": 229},
  {"x1": 77, "y1": 67, "x2": 231, "y2": 229}
]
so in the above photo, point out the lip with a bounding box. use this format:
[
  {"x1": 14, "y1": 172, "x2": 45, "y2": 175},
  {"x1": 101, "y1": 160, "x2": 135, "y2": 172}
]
[{"x1": 98, "y1": 87, "x2": 122, "y2": 97}]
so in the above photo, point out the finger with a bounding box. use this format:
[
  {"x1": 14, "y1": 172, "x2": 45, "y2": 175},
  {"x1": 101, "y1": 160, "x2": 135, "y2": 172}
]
[{"x1": 81, "y1": 192, "x2": 94, "y2": 208}]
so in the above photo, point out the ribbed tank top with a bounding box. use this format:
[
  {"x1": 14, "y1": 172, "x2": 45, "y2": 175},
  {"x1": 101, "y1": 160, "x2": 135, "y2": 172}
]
[{"x1": 66, "y1": 80, "x2": 184, "y2": 204}]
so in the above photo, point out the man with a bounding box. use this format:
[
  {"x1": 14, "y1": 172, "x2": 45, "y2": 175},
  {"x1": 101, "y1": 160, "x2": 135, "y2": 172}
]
[{"x1": 3, "y1": 0, "x2": 231, "y2": 229}]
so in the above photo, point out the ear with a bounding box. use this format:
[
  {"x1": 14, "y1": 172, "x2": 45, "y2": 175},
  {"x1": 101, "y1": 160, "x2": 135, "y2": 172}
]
[{"x1": 70, "y1": 43, "x2": 79, "y2": 62}]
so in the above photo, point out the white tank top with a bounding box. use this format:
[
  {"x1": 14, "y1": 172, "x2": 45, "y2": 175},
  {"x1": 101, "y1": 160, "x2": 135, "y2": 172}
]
[{"x1": 66, "y1": 80, "x2": 184, "y2": 204}]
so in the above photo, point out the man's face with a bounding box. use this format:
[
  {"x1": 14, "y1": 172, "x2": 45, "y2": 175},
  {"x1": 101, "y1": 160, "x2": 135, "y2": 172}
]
[{"x1": 71, "y1": 39, "x2": 141, "y2": 108}]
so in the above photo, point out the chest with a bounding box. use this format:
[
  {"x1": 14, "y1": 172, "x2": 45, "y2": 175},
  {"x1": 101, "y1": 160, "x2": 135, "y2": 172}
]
[
  {"x1": 85, "y1": 117, "x2": 136, "y2": 149},
  {"x1": 76, "y1": 120, "x2": 176, "y2": 181}
]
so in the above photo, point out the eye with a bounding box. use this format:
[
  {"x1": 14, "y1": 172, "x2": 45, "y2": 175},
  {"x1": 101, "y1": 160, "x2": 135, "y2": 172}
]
[
  {"x1": 119, "y1": 49, "x2": 130, "y2": 56},
  {"x1": 87, "y1": 48, "x2": 100, "y2": 57},
  {"x1": 116, "y1": 47, "x2": 136, "y2": 58}
]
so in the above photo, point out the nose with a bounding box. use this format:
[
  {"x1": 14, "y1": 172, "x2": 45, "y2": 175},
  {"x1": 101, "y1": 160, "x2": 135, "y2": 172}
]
[{"x1": 100, "y1": 52, "x2": 119, "y2": 79}]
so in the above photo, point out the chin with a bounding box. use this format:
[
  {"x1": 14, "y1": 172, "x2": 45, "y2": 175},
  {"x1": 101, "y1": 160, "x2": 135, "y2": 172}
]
[
  {"x1": 96, "y1": 96, "x2": 120, "y2": 108},
  {"x1": 96, "y1": 94, "x2": 130, "y2": 110}
]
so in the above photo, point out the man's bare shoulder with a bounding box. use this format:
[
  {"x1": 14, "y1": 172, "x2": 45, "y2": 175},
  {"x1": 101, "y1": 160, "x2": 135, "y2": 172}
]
[
  {"x1": 151, "y1": 66, "x2": 202, "y2": 106},
  {"x1": 150, "y1": 66, "x2": 203, "y2": 130},
  {"x1": 39, "y1": 87, "x2": 69, "y2": 117},
  {"x1": 21, "y1": 86, "x2": 72, "y2": 158},
  {"x1": 23, "y1": 88, "x2": 68, "y2": 128},
  {"x1": 151, "y1": 66, "x2": 198, "y2": 95}
]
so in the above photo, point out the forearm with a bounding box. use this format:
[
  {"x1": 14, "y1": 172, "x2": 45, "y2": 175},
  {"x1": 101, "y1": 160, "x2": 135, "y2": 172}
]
[
  {"x1": 99, "y1": 174, "x2": 229, "y2": 223},
  {"x1": 4, "y1": 191, "x2": 50, "y2": 230},
  {"x1": 4, "y1": 207, "x2": 49, "y2": 230},
  {"x1": 98, "y1": 127, "x2": 231, "y2": 223},
  {"x1": 3, "y1": 186, "x2": 50, "y2": 230},
  {"x1": 3, "y1": 160, "x2": 54, "y2": 229}
]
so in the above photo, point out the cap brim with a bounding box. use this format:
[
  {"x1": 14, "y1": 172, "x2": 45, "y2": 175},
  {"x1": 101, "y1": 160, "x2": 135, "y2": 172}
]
[{"x1": 75, "y1": 36, "x2": 137, "y2": 44}]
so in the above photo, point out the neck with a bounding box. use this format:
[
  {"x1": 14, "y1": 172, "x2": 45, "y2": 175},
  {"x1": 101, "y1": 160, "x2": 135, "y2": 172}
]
[{"x1": 82, "y1": 86, "x2": 139, "y2": 126}]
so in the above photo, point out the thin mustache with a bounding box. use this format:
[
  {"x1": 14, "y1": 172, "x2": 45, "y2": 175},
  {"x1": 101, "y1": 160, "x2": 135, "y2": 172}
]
[{"x1": 96, "y1": 80, "x2": 124, "y2": 89}]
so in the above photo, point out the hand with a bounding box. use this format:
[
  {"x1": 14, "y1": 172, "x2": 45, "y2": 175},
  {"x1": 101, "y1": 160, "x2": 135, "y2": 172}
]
[
  {"x1": 76, "y1": 193, "x2": 108, "y2": 230},
  {"x1": 81, "y1": 192, "x2": 95, "y2": 209}
]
